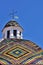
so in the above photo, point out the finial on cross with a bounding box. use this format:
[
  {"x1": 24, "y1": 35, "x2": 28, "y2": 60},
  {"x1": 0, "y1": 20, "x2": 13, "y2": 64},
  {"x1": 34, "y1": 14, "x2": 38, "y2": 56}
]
[{"x1": 10, "y1": 10, "x2": 18, "y2": 20}]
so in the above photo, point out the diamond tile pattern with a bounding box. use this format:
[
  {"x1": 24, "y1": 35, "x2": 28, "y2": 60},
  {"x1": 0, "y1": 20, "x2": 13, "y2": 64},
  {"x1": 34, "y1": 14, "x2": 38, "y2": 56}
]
[
  {"x1": 4, "y1": 45, "x2": 29, "y2": 59},
  {"x1": 0, "y1": 39, "x2": 43, "y2": 64}
]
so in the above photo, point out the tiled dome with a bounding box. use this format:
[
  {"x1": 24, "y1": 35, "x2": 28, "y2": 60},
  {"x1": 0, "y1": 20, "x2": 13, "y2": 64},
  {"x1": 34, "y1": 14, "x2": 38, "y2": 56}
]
[
  {"x1": 0, "y1": 20, "x2": 43, "y2": 65},
  {"x1": 0, "y1": 38, "x2": 43, "y2": 65}
]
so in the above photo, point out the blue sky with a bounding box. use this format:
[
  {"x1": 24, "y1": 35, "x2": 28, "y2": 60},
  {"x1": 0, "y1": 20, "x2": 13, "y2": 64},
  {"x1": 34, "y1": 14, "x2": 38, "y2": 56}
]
[{"x1": 0, "y1": 0, "x2": 43, "y2": 49}]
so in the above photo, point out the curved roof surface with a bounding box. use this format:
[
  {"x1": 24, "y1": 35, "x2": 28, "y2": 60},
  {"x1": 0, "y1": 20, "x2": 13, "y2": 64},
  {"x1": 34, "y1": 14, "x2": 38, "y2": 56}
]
[
  {"x1": 0, "y1": 39, "x2": 43, "y2": 65},
  {"x1": 2, "y1": 20, "x2": 23, "y2": 31}
]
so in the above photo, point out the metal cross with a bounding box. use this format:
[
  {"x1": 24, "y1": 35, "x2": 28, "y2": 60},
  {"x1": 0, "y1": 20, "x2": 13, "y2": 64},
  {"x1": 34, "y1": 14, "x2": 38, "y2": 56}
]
[{"x1": 10, "y1": 10, "x2": 17, "y2": 19}]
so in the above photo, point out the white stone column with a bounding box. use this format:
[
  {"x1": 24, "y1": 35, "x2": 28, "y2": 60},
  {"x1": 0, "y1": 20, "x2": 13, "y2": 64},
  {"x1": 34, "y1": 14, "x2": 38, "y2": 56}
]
[
  {"x1": 17, "y1": 30, "x2": 23, "y2": 39},
  {"x1": 5, "y1": 31, "x2": 7, "y2": 39},
  {"x1": 10, "y1": 30, "x2": 14, "y2": 38},
  {"x1": 17, "y1": 30, "x2": 20, "y2": 39},
  {"x1": 21, "y1": 33, "x2": 23, "y2": 39}
]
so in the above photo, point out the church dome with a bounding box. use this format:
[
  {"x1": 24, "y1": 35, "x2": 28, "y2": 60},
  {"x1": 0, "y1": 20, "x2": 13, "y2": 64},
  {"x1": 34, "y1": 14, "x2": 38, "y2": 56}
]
[
  {"x1": 0, "y1": 38, "x2": 43, "y2": 65},
  {"x1": 0, "y1": 20, "x2": 43, "y2": 65}
]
